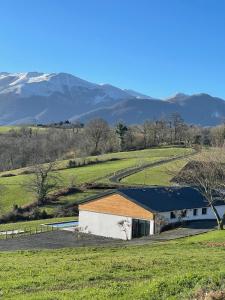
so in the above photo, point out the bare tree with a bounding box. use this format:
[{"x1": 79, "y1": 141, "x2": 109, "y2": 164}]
[
  {"x1": 177, "y1": 149, "x2": 225, "y2": 229},
  {"x1": 24, "y1": 163, "x2": 61, "y2": 205},
  {"x1": 170, "y1": 112, "x2": 186, "y2": 144},
  {"x1": 85, "y1": 118, "x2": 110, "y2": 154}
]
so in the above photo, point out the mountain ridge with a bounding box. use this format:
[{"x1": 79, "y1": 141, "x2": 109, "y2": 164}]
[{"x1": 0, "y1": 72, "x2": 224, "y2": 126}]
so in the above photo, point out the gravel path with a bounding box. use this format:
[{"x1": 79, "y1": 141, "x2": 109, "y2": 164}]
[{"x1": 0, "y1": 220, "x2": 215, "y2": 251}]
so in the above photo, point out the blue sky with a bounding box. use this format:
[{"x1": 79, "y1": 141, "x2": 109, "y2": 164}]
[{"x1": 0, "y1": 0, "x2": 225, "y2": 99}]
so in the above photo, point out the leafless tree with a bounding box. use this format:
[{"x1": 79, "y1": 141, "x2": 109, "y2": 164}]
[
  {"x1": 24, "y1": 163, "x2": 61, "y2": 205},
  {"x1": 177, "y1": 149, "x2": 225, "y2": 229},
  {"x1": 85, "y1": 118, "x2": 110, "y2": 154}
]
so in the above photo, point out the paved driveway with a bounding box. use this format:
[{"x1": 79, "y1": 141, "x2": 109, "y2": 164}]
[
  {"x1": 0, "y1": 220, "x2": 216, "y2": 251},
  {"x1": 132, "y1": 220, "x2": 216, "y2": 245}
]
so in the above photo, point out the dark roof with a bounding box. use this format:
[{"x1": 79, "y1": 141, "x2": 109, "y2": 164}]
[
  {"x1": 117, "y1": 187, "x2": 224, "y2": 212},
  {"x1": 79, "y1": 187, "x2": 225, "y2": 213}
]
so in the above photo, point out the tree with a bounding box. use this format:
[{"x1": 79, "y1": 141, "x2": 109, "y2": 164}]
[
  {"x1": 170, "y1": 112, "x2": 186, "y2": 144},
  {"x1": 115, "y1": 122, "x2": 128, "y2": 151},
  {"x1": 85, "y1": 118, "x2": 110, "y2": 155},
  {"x1": 24, "y1": 163, "x2": 61, "y2": 205},
  {"x1": 178, "y1": 149, "x2": 225, "y2": 230}
]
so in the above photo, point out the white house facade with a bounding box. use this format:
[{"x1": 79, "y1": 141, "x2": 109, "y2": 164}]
[{"x1": 79, "y1": 187, "x2": 225, "y2": 240}]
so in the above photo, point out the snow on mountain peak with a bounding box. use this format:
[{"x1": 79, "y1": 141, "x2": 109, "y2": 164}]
[
  {"x1": 0, "y1": 72, "x2": 153, "y2": 103},
  {"x1": 0, "y1": 72, "x2": 97, "y2": 97}
]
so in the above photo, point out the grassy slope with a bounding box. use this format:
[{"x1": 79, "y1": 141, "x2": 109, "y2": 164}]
[
  {"x1": 0, "y1": 230, "x2": 225, "y2": 299},
  {"x1": 0, "y1": 147, "x2": 192, "y2": 215},
  {"x1": 122, "y1": 158, "x2": 189, "y2": 186}
]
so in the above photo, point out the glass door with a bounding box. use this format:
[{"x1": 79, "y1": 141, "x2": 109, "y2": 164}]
[{"x1": 132, "y1": 219, "x2": 150, "y2": 238}]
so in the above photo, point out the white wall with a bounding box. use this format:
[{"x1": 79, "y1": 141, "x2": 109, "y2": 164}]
[
  {"x1": 79, "y1": 205, "x2": 225, "y2": 238},
  {"x1": 150, "y1": 220, "x2": 154, "y2": 235},
  {"x1": 157, "y1": 205, "x2": 225, "y2": 229},
  {"x1": 79, "y1": 210, "x2": 133, "y2": 240}
]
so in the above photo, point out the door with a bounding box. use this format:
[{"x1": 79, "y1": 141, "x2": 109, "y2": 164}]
[{"x1": 132, "y1": 219, "x2": 150, "y2": 238}]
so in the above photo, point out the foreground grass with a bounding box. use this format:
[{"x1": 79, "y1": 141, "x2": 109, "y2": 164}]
[
  {"x1": 0, "y1": 230, "x2": 225, "y2": 299},
  {"x1": 0, "y1": 147, "x2": 192, "y2": 215}
]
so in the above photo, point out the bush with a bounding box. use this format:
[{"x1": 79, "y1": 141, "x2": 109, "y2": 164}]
[
  {"x1": 54, "y1": 205, "x2": 78, "y2": 217},
  {"x1": 30, "y1": 208, "x2": 50, "y2": 220},
  {"x1": 1, "y1": 173, "x2": 16, "y2": 177},
  {"x1": 68, "y1": 160, "x2": 77, "y2": 168}
]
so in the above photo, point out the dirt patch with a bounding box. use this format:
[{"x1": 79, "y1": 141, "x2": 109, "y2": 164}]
[
  {"x1": 193, "y1": 289, "x2": 225, "y2": 300},
  {"x1": 204, "y1": 242, "x2": 225, "y2": 248}
]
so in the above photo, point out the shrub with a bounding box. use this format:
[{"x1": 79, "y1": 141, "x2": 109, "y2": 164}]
[
  {"x1": 1, "y1": 173, "x2": 16, "y2": 177},
  {"x1": 54, "y1": 205, "x2": 78, "y2": 217},
  {"x1": 68, "y1": 160, "x2": 77, "y2": 168}
]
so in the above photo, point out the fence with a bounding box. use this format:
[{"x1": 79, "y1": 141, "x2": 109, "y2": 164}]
[{"x1": 0, "y1": 224, "x2": 59, "y2": 239}]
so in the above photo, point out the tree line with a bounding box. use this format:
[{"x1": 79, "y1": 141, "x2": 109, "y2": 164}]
[{"x1": 1, "y1": 113, "x2": 225, "y2": 172}]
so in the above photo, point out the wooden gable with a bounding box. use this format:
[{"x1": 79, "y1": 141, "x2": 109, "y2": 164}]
[{"x1": 79, "y1": 193, "x2": 154, "y2": 220}]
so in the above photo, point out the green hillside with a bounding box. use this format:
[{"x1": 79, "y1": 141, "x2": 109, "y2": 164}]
[
  {"x1": 0, "y1": 147, "x2": 192, "y2": 216},
  {"x1": 122, "y1": 158, "x2": 188, "y2": 186}
]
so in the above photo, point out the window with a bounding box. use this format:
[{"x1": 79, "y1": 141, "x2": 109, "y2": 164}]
[
  {"x1": 193, "y1": 208, "x2": 198, "y2": 216},
  {"x1": 202, "y1": 208, "x2": 207, "y2": 215},
  {"x1": 170, "y1": 211, "x2": 176, "y2": 219}
]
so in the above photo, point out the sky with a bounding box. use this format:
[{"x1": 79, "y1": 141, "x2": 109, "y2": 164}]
[{"x1": 0, "y1": 0, "x2": 225, "y2": 99}]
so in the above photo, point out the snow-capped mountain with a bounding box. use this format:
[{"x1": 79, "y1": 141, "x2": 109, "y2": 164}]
[
  {"x1": 0, "y1": 72, "x2": 225, "y2": 126},
  {"x1": 0, "y1": 72, "x2": 142, "y2": 124}
]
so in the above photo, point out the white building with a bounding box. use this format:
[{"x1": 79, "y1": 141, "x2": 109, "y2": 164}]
[{"x1": 79, "y1": 187, "x2": 225, "y2": 240}]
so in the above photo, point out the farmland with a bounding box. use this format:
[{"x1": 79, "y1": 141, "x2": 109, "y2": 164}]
[{"x1": 0, "y1": 147, "x2": 192, "y2": 216}]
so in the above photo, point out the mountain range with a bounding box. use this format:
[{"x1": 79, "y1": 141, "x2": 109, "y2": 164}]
[{"x1": 0, "y1": 72, "x2": 224, "y2": 126}]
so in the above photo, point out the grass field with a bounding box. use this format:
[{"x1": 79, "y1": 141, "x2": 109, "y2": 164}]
[
  {"x1": 0, "y1": 126, "x2": 46, "y2": 134},
  {"x1": 0, "y1": 147, "x2": 192, "y2": 216},
  {"x1": 0, "y1": 126, "x2": 19, "y2": 133},
  {"x1": 122, "y1": 158, "x2": 189, "y2": 186},
  {"x1": 0, "y1": 230, "x2": 225, "y2": 299}
]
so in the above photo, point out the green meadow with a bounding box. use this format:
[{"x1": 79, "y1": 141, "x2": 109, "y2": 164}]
[
  {"x1": 0, "y1": 147, "x2": 192, "y2": 216},
  {"x1": 0, "y1": 230, "x2": 225, "y2": 299},
  {"x1": 122, "y1": 158, "x2": 188, "y2": 186}
]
